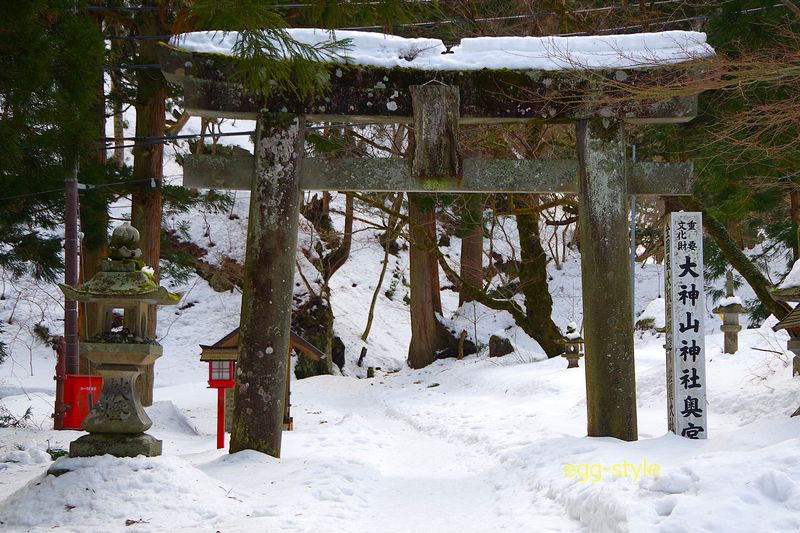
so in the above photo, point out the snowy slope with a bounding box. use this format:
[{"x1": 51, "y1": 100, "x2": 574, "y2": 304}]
[{"x1": 2, "y1": 105, "x2": 799, "y2": 532}]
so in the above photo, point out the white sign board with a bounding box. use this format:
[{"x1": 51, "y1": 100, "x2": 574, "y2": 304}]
[{"x1": 665, "y1": 212, "x2": 707, "y2": 439}]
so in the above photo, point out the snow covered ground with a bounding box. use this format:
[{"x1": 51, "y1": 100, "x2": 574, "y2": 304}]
[
  {"x1": 2, "y1": 192, "x2": 800, "y2": 532},
  {"x1": 1, "y1": 110, "x2": 799, "y2": 531}
]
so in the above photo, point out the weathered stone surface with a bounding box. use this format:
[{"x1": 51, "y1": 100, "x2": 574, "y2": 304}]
[
  {"x1": 489, "y1": 335, "x2": 514, "y2": 358},
  {"x1": 82, "y1": 364, "x2": 152, "y2": 434},
  {"x1": 562, "y1": 352, "x2": 583, "y2": 369},
  {"x1": 230, "y1": 113, "x2": 304, "y2": 458},
  {"x1": 184, "y1": 153, "x2": 693, "y2": 195},
  {"x1": 576, "y1": 118, "x2": 637, "y2": 442},
  {"x1": 159, "y1": 45, "x2": 699, "y2": 124},
  {"x1": 69, "y1": 433, "x2": 162, "y2": 458}
]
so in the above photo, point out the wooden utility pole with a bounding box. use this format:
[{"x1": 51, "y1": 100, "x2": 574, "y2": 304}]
[{"x1": 64, "y1": 164, "x2": 80, "y2": 375}]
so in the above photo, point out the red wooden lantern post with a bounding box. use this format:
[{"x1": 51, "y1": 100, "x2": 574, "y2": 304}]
[
  {"x1": 207, "y1": 360, "x2": 235, "y2": 449},
  {"x1": 200, "y1": 328, "x2": 325, "y2": 449}
]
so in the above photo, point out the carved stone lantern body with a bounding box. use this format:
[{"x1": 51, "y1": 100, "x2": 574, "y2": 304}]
[{"x1": 58, "y1": 223, "x2": 180, "y2": 457}]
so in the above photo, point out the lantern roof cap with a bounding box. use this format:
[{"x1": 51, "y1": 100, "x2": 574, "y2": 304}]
[
  {"x1": 712, "y1": 295, "x2": 746, "y2": 314},
  {"x1": 59, "y1": 269, "x2": 180, "y2": 305}
]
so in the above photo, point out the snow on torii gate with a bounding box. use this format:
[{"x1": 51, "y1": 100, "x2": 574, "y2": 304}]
[{"x1": 159, "y1": 30, "x2": 712, "y2": 455}]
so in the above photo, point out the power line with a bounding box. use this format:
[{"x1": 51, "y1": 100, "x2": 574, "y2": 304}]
[
  {"x1": 106, "y1": 35, "x2": 172, "y2": 41},
  {"x1": 103, "y1": 64, "x2": 161, "y2": 71},
  {"x1": 559, "y1": 3, "x2": 786, "y2": 36},
  {"x1": 99, "y1": 131, "x2": 256, "y2": 143},
  {"x1": 337, "y1": 1, "x2": 785, "y2": 33},
  {"x1": 0, "y1": 178, "x2": 160, "y2": 203}
]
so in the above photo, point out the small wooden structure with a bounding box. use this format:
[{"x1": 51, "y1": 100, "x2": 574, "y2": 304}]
[
  {"x1": 200, "y1": 328, "x2": 325, "y2": 441},
  {"x1": 771, "y1": 285, "x2": 800, "y2": 377}
]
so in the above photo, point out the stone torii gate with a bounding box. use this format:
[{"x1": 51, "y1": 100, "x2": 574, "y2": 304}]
[{"x1": 160, "y1": 33, "x2": 701, "y2": 455}]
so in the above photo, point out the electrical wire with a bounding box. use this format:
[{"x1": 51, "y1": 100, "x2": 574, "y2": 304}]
[{"x1": 0, "y1": 178, "x2": 160, "y2": 203}]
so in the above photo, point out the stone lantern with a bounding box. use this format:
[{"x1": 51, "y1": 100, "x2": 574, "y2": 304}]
[
  {"x1": 58, "y1": 223, "x2": 180, "y2": 458},
  {"x1": 561, "y1": 322, "x2": 584, "y2": 369},
  {"x1": 712, "y1": 271, "x2": 746, "y2": 354}
]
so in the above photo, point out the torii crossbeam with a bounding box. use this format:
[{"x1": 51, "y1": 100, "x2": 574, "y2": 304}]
[{"x1": 160, "y1": 29, "x2": 710, "y2": 455}]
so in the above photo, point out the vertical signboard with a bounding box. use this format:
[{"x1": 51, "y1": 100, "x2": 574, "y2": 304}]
[{"x1": 665, "y1": 212, "x2": 707, "y2": 439}]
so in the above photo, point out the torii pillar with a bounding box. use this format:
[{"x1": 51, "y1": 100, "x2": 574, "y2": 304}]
[
  {"x1": 576, "y1": 118, "x2": 636, "y2": 441},
  {"x1": 230, "y1": 113, "x2": 305, "y2": 457}
]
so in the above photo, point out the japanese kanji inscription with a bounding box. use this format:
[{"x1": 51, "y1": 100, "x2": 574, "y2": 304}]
[{"x1": 665, "y1": 212, "x2": 707, "y2": 439}]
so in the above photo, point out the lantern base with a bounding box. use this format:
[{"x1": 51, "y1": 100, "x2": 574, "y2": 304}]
[{"x1": 68, "y1": 432, "x2": 162, "y2": 458}]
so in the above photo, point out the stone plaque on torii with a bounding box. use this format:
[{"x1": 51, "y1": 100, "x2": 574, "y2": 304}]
[{"x1": 159, "y1": 30, "x2": 709, "y2": 452}]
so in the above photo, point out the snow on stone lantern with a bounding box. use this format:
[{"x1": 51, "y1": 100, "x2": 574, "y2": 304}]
[
  {"x1": 58, "y1": 222, "x2": 180, "y2": 458},
  {"x1": 771, "y1": 260, "x2": 800, "y2": 378},
  {"x1": 562, "y1": 322, "x2": 584, "y2": 368},
  {"x1": 712, "y1": 271, "x2": 746, "y2": 354}
]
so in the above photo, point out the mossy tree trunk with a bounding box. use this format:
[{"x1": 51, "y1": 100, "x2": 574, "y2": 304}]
[
  {"x1": 514, "y1": 194, "x2": 565, "y2": 358},
  {"x1": 230, "y1": 113, "x2": 304, "y2": 458},
  {"x1": 576, "y1": 118, "x2": 637, "y2": 442}
]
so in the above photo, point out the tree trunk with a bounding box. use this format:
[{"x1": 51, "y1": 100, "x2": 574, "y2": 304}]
[
  {"x1": 681, "y1": 195, "x2": 791, "y2": 320},
  {"x1": 576, "y1": 118, "x2": 637, "y2": 442},
  {"x1": 458, "y1": 193, "x2": 484, "y2": 306},
  {"x1": 109, "y1": 21, "x2": 125, "y2": 166},
  {"x1": 321, "y1": 193, "x2": 354, "y2": 281},
  {"x1": 230, "y1": 113, "x2": 304, "y2": 458},
  {"x1": 406, "y1": 84, "x2": 462, "y2": 368},
  {"x1": 130, "y1": 12, "x2": 169, "y2": 406},
  {"x1": 407, "y1": 193, "x2": 450, "y2": 368},
  {"x1": 514, "y1": 194, "x2": 565, "y2": 358}
]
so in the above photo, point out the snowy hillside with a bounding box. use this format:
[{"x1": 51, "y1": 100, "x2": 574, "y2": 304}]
[{"x1": 2, "y1": 113, "x2": 800, "y2": 531}]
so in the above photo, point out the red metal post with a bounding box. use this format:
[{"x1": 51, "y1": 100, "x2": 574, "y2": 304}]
[
  {"x1": 53, "y1": 337, "x2": 66, "y2": 430},
  {"x1": 217, "y1": 387, "x2": 225, "y2": 449}
]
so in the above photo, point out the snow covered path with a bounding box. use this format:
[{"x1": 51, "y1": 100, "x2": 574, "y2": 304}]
[
  {"x1": 195, "y1": 371, "x2": 583, "y2": 532},
  {"x1": 3, "y1": 328, "x2": 800, "y2": 532}
]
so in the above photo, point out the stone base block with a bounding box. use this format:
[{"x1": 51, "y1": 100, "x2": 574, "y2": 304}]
[{"x1": 69, "y1": 433, "x2": 162, "y2": 458}]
